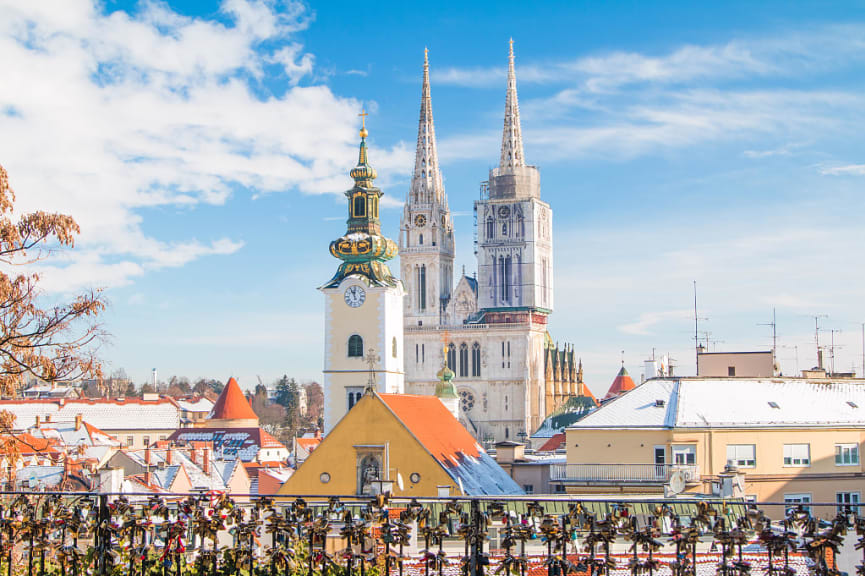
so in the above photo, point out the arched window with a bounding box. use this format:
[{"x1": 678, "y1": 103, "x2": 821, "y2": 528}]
[
  {"x1": 459, "y1": 343, "x2": 469, "y2": 377},
  {"x1": 419, "y1": 234, "x2": 424, "y2": 245},
  {"x1": 392, "y1": 337, "x2": 397, "y2": 358},
  {"x1": 472, "y1": 342, "x2": 481, "y2": 377},
  {"x1": 486, "y1": 218, "x2": 494, "y2": 240},
  {"x1": 505, "y1": 427, "x2": 509, "y2": 439},
  {"x1": 447, "y1": 343, "x2": 456, "y2": 372},
  {"x1": 348, "y1": 335, "x2": 363, "y2": 357},
  {"x1": 353, "y1": 195, "x2": 366, "y2": 218},
  {"x1": 502, "y1": 222, "x2": 507, "y2": 235}
]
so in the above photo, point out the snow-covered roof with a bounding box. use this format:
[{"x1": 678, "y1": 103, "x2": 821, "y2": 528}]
[
  {"x1": 568, "y1": 377, "x2": 865, "y2": 429},
  {"x1": 0, "y1": 398, "x2": 180, "y2": 431},
  {"x1": 176, "y1": 398, "x2": 214, "y2": 412}
]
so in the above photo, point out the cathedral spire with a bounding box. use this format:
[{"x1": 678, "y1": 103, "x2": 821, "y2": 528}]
[
  {"x1": 411, "y1": 48, "x2": 445, "y2": 204},
  {"x1": 500, "y1": 39, "x2": 525, "y2": 171}
]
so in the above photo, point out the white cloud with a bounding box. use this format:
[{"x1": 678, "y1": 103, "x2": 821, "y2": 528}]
[
  {"x1": 820, "y1": 164, "x2": 865, "y2": 176},
  {"x1": 619, "y1": 310, "x2": 693, "y2": 336},
  {"x1": 0, "y1": 0, "x2": 406, "y2": 292}
]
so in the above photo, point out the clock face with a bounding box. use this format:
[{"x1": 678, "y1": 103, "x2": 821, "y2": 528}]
[
  {"x1": 344, "y1": 285, "x2": 366, "y2": 308},
  {"x1": 498, "y1": 205, "x2": 511, "y2": 218},
  {"x1": 414, "y1": 214, "x2": 427, "y2": 227}
]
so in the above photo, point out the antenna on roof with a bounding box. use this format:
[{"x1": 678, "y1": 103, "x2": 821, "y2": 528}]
[
  {"x1": 811, "y1": 314, "x2": 828, "y2": 369},
  {"x1": 758, "y1": 308, "x2": 777, "y2": 375},
  {"x1": 693, "y1": 281, "x2": 708, "y2": 374}
]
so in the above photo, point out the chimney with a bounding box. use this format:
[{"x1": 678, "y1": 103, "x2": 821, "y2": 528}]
[
  {"x1": 166, "y1": 446, "x2": 173, "y2": 465},
  {"x1": 35, "y1": 415, "x2": 40, "y2": 428},
  {"x1": 74, "y1": 414, "x2": 82, "y2": 432},
  {"x1": 144, "y1": 446, "x2": 151, "y2": 466},
  {"x1": 144, "y1": 469, "x2": 151, "y2": 486},
  {"x1": 202, "y1": 447, "x2": 210, "y2": 475}
]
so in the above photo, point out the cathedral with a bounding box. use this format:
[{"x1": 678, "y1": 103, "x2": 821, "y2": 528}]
[
  {"x1": 320, "y1": 42, "x2": 587, "y2": 445},
  {"x1": 400, "y1": 43, "x2": 584, "y2": 445}
]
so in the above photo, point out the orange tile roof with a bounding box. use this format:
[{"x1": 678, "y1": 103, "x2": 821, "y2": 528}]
[
  {"x1": 208, "y1": 377, "x2": 258, "y2": 421},
  {"x1": 379, "y1": 394, "x2": 480, "y2": 465},
  {"x1": 537, "y1": 433, "x2": 566, "y2": 452},
  {"x1": 295, "y1": 437, "x2": 321, "y2": 450},
  {"x1": 604, "y1": 366, "x2": 636, "y2": 400}
]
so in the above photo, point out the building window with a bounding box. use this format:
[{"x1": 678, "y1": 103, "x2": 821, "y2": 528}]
[
  {"x1": 460, "y1": 390, "x2": 474, "y2": 413},
  {"x1": 353, "y1": 195, "x2": 365, "y2": 218},
  {"x1": 348, "y1": 335, "x2": 364, "y2": 357},
  {"x1": 837, "y1": 492, "x2": 860, "y2": 515},
  {"x1": 783, "y1": 444, "x2": 810, "y2": 467},
  {"x1": 523, "y1": 484, "x2": 534, "y2": 494},
  {"x1": 835, "y1": 443, "x2": 860, "y2": 466},
  {"x1": 459, "y1": 343, "x2": 469, "y2": 377},
  {"x1": 418, "y1": 265, "x2": 427, "y2": 310},
  {"x1": 422, "y1": 344, "x2": 425, "y2": 363},
  {"x1": 486, "y1": 218, "x2": 494, "y2": 239},
  {"x1": 784, "y1": 493, "x2": 811, "y2": 514},
  {"x1": 419, "y1": 234, "x2": 423, "y2": 245},
  {"x1": 159, "y1": 435, "x2": 166, "y2": 442},
  {"x1": 126, "y1": 436, "x2": 134, "y2": 448},
  {"x1": 554, "y1": 484, "x2": 565, "y2": 494},
  {"x1": 504, "y1": 427, "x2": 509, "y2": 439},
  {"x1": 415, "y1": 344, "x2": 419, "y2": 364},
  {"x1": 142, "y1": 436, "x2": 150, "y2": 447},
  {"x1": 447, "y1": 343, "x2": 456, "y2": 372},
  {"x1": 726, "y1": 444, "x2": 756, "y2": 468},
  {"x1": 471, "y1": 342, "x2": 481, "y2": 377},
  {"x1": 728, "y1": 366, "x2": 736, "y2": 377},
  {"x1": 392, "y1": 337, "x2": 397, "y2": 358},
  {"x1": 347, "y1": 387, "x2": 364, "y2": 410},
  {"x1": 672, "y1": 444, "x2": 696, "y2": 466}
]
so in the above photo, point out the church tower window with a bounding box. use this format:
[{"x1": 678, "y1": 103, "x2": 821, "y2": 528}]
[
  {"x1": 486, "y1": 218, "x2": 494, "y2": 240},
  {"x1": 392, "y1": 337, "x2": 398, "y2": 358},
  {"x1": 419, "y1": 234, "x2": 423, "y2": 245},
  {"x1": 348, "y1": 334, "x2": 363, "y2": 358},
  {"x1": 447, "y1": 343, "x2": 456, "y2": 372},
  {"x1": 472, "y1": 342, "x2": 481, "y2": 377},
  {"x1": 353, "y1": 195, "x2": 366, "y2": 218},
  {"x1": 418, "y1": 265, "x2": 427, "y2": 309},
  {"x1": 459, "y1": 343, "x2": 469, "y2": 377}
]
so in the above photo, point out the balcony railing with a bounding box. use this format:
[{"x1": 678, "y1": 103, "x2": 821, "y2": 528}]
[{"x1": 550, "y1": 463, "x2": 701, "y2": 484}]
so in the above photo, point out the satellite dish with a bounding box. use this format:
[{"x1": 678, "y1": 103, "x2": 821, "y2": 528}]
[
  {"x1": 458, "y1": 477, "x2": 464, "y2": 495},
  {"x1": 668, "y1": 471, "x2": 685, "y2": 495},
  {"x1": 396, "y1": 472, "x2": 404, "y2": 491}
]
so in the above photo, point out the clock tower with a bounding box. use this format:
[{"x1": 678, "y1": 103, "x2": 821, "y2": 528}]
[{"x1": 320, "y1": 116, "x2": 405, "y2": 434}]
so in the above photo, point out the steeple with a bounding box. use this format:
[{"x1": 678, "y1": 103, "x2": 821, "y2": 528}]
[
  {"x1": 500, "y1": 39, "x2": 525, "y2": 172},
  {"x1": 323, "y1": 115, "x2": 399, "y2": 289},
  {"x1": 411, "y1": 48, "x2": 446, "y2": 205}
]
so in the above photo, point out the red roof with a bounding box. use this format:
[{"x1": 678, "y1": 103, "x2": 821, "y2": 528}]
[
  {"x1": 538, "y1": 433, "x2": 566, "y2": 452},
  {"x1": 379, "y1": 394, "x2": 480, "y2": 465},
  {"x1": 208, "y1": 377, "x2": 258, "y2": 421},
  {"x1": 603, "y1": 367, "x2": 636, "y2": 400}
]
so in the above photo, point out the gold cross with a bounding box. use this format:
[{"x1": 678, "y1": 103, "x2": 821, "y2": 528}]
[{"x1": 358, "y1": 109, "x2": 368, "y2": 130}]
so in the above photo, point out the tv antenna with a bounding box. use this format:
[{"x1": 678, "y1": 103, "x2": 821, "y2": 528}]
[
  {"x1": 758, "y1": 308, "x2": 778, "y2": 375},
  {"x1": 811, "y1": 314, "x2": 828, "y2": 369},
  {"x1": 828, "y1": 329, "x2": 843, "y2": 375},
  {"x1": 693, "y1": 281, "x2": 709, "y2": 372}
]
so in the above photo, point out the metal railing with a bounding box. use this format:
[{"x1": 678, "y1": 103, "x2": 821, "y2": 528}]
[
  {"x1": 0, "y1": 490, "x2": 859, "y2": 576},
  {"x1": 550, "y1": 463, "x2": 701, "y2": 484}
]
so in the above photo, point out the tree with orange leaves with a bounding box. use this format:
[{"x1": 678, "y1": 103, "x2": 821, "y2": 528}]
[
  {"x1": 0, "y1": 163, "x2": 106, "y2": 486},
  {"x1": 0, "y1": 163, "x2": 106, "y2": 396}
]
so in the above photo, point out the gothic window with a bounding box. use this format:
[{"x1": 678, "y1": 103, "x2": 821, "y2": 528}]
[
  {"x1": 504, "y1": 395, "x2": 508, "y2": 411},
  {"x1": 472, "y1": 342, "x2": 481, "y2": 377},
  {"x1": 348, "y1": 334, "x2": 363, "y2": 357},
  {"x1": 419, "y1": 234, "x2": 423, "y2": 245},
  {"x1": 504, "y1": 256, "x2": 512, "y2": 302},
  {"x1": 502, "y1": 222, "x2": 507, "y2": 235},
  {"x1": 486, "y1": 218, "x2": 494, "y2": 240},
  {"x1": 518, "y1": 215, "x2": 524, "y2": 237},
  {"x1": 392, "y1": 337, "x2": 397, "y2": 358},
  {"x1": 422, "y1": 344, "x2": 425, "y2": 363},
  {"x1": 418, "y1": 265, "x2": 427, "y2": 310},
  {"x1": 347, "y1": 387, "x2": 364, "y2": 410},
  {"x1": 505, "y1": 427, "x2": 509, "y2": 439},
  {"x1": 447, "y1": 343, "x2": 456, "y2": 372},
  {"x1": 415, "y1": 344, "x2": 419, "y2": 364},
  {"x1": 460, "y1": 390, "x2": 475, "y2": 413},
  {"x1": 353, "y1": 195, "x2": 366, "y2": 218},
  {"x1": 459, "y1": 343, "x2": 469, "y2": 377}
]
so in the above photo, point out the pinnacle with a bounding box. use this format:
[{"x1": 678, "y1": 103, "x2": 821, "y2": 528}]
[
  {"x1": 500, "y1": 39, "x2": 525, "y2": 172},
  {"x1": 410, "y1": 49, "x2": 446, "y2": 207}
]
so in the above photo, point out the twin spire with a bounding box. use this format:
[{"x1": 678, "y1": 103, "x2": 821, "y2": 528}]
[
  {"x1": 412, "y1": 41, "x2": 526, "y2": 201},
  {"x1": 411, "y1": 48, "x2": 446, "y2": 205},
  {"x1": 500, "y1": 39, "x2": 525, "y2": 171}
]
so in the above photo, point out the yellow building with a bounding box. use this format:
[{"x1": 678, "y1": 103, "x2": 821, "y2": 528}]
[
  {"x1": 558, "y1": 377, "x2": 865, "y2": 519},
  {"x1": 278, "y1": 390, "x2": 521, "y2": 497}
]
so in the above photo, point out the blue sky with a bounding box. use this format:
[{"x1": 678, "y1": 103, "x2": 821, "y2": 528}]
[{"x1": 2, "y1": 0, "x2": 865, "y2": 394}]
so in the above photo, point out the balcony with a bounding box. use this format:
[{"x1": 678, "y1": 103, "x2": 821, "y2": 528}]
[{"x1": 550, "y1": 463, "x2": 701, "y2": 485}]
